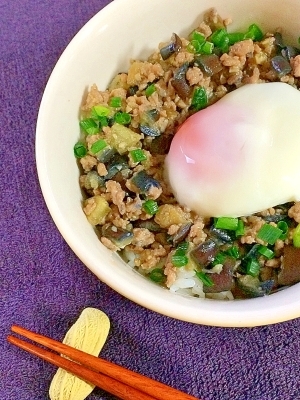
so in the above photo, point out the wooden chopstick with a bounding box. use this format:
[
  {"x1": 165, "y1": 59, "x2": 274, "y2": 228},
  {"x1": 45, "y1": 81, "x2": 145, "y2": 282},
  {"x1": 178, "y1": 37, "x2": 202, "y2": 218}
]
[{"x1": 8, "y1": 325, "x2": 198, "y2": 400}]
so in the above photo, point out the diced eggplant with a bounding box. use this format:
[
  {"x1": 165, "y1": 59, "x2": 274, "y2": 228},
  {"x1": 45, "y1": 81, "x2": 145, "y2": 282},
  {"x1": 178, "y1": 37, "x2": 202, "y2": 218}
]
[
  {"x1": 263, "y1": 214, "x2": 288, "y2": 223},
  {"x1": 105, "y1": 154, "x2": 129, "y2": 180},
  {"x1": 134, "y1": 220, "x2": 162, "y2": 232},
  {"x1": 140, "y1": 125, "x2": 161, "y2": 137},
  {"x1": 149, "y1": 134, "x2": 173, "y2": 154},
  {"x1": 278, "y1": 245, "x2": 300, "y2": 286},
  {"x1": 274, "y1": 32, "x2": 285, "y2": 52},
  {"x1": 102, "y1": 224, "x2": 133, "y2": 248},
  {"x1": 194, "y1": 54, "x2": 222, "y2": 76},
  {"x1": 131, "y1": 170, "x2": 161, "y2": 194},
  {"x1": 83, "y1": 171, "x2": 105, "y2": 190},
  {"x1": 271, "y1": 55, "x2": 292, "y2": 77},
  {"x1": 172, "y1": 222, "x2": 192, "y2": 246},
  {"x1": 190, "y1": 239, "x2": 218, "y2": 267},
  {"x1": 209, "y1": 225, "x2": 235, "y2": 244},
  {"x1": 160, "y1": 33, "x2": 182, "y2": 60},
  {"x1": 127, "y1": 85, "x2": 139, "y2": 96},
  {"x1": 281, "y1": 46, "x2": 300, "y2": 61},
  {"x1": 236, "y1": 275, "x2": 274, "y2": 297},
  {"x1": 171, "y1": 63, "x2": 192, "y2": 98},
  {"x1": 96, "y1": 146, "x2": 117, "y2": 163},
  {"x1": 203, "y1": 259, "x2": 235, "y2": 293}
]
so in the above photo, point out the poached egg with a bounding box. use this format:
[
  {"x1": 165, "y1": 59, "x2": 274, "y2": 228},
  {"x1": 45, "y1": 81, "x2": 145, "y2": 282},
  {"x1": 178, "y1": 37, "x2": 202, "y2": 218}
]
[{"x1": 165, "y1": 82, "x2": 300, "y2": 217}]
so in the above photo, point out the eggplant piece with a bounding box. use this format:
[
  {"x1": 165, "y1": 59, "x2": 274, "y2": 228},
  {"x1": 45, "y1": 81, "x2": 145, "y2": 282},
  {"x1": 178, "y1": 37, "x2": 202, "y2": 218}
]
[
  {"x1": 172, "y1": 222, "x2": 192, "y2": 246},
  {"x1": 134, "y1": 220, "x2": 162, "y2": 232},
  {"x1": 236, "y1": 275, "x2": 274, "y2": 297},
  {"x1": 278, "y1": 245, "x2": 300, "y2": 286},
  {"x1": 149, "y1": 134, "x2": 173, "y2": 155},
  {"x1": 96, "y1": 146, "x2": 117, "y2": 163},
  {"x1": 263, "y1": 214, "x2": 288, "y2": 223},
  {"x1": 140, "y1": 125, "x2": 161, "y2": 137},
  {"x1": 127, "y1": 85, "x2": 139, "y2": 96},
  {"x1": 271, "y1": 55, "x2": 292, "y2": 77},
  {"x1": 203, "y1": 259, "x2": 235, "y2": 293},
  {"x1": 274, "y1": 32, "x2": 285, "y2": 52},
  {"x1": 209, "y1": 226, "x2": 235, "y2": 244},
  {"x1": 131, "y1": 170, "x2": 161, "y2": 194},
  {"x1": 190, "y1": 239, "x2": 218, "y2": 267},
  {"x1": 281, "y1": 46, "x2": 300, "y2": 61},
  {"x1": 194, "y1": 54, "x2": 222, "y2": 76},
  {"x1": 102, "y1": 224, "x2": 133, "y2": 248},
  {"x1": 160, "y1": 33, "x2": 182, "y2": 60},
  {"x1": 83, "y1": 171, "x2": 105, "y2": 190},
  {"x1": 171, "y1": 63, "x2": 192, "y2": 98},
  {"x1": 105, "y1": 154, "x2": 128, "y2": 180}
]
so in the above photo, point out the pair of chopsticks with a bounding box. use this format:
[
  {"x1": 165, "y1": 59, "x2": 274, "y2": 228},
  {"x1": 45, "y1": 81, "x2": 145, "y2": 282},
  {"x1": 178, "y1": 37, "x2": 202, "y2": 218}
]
[{"x1": 8, "y1": 325, "x2": 199, "y2": 400}]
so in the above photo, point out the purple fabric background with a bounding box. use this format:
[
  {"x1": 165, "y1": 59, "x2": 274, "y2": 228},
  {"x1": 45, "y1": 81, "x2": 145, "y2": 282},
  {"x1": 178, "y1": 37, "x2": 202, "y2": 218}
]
[{"x1": 1, "y1": 1, "x2": 300, "y2": 399}]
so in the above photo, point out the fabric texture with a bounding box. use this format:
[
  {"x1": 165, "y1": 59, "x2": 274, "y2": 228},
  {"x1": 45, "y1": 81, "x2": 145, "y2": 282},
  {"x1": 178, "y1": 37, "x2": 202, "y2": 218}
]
[{"x1": 1, "y1": 1, "x2": 300, "y2": 399}]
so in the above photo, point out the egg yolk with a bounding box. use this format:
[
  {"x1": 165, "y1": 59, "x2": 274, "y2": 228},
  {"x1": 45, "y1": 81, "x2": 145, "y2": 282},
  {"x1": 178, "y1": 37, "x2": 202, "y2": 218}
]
[{"x1": 165, "y1": 82, "x2": 300, "y2": 217}]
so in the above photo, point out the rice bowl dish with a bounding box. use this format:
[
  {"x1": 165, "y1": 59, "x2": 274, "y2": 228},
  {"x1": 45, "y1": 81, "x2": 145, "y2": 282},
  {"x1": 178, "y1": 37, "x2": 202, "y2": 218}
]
[{"x1": 36, "y1": 0, "x2": 300, "y2": 326}]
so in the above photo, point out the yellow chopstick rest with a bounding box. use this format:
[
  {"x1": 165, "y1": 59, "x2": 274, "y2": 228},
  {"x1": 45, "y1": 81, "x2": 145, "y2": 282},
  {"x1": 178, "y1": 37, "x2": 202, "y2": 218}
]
[{"x1": 49, "y1": 308, "x2": 110, "y2": 400}]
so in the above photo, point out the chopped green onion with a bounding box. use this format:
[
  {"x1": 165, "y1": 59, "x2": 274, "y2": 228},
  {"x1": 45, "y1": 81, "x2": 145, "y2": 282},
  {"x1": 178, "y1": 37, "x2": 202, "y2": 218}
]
[
  {"x1": 191, "y1": 87, "x2": 208, "y2": 111},
  {"x1": 215, "y1": 217, "x2": 239, "y2": 231},
  {"x1": 258, "y1": 245, "x2": 275, "y2": 260},
  {"x1": 209, "y1": 28, "x2": 227, "y2": 46},
  {"x1": 172, "y1": 253, "x2": 188, "y2": 267},
  {"x1": 226, "y1": 245, "x2": 240, "y2": 259},
  {"x1": 130, "y1": 149, "x2": 147, "y2": 163},
  {"x1": 73, "y1": 141, "x2": 87, "y2": 158},
  {"x1": 90, "y1": 139, "x2": 107, "y2": 154},
  {"x1": 149, "y1": 268, "x2": 165, "y2": 283},
  {"x1": 257, "y1": 223, "x2": 283, "y2": 245},
  {"x1": 200, "y1": 41, "x2": 214, "y2": 54},
  {"x1": 195, "y1": 270, "x2": 214, "y2": 287},
  {"x1": 145, "y1": 84, "x2": 156, "y2": 97},
  {"x1": 109, "y1": 96, "x2": 122, "y2": 108},
  {"x1": 246, "y1": 259, "x2": 260, "y2": 277},
  {"x1": 277, "y1": 220, "x2": 289, "y2": 240},
  {"x1": 212, "y1": 251, "x2": 227, "y2": 266},
  {"x1": 91, "y1": 105, "x2": 110, "y2": 117},
  {"x1": 227, "y1": 32, "x2": 245, "y2": 45},
  {"x1": 244, "y1": 23, "x2": 264, "y2": 41},
  {"x1": 114, "y1": 112, "x2": 131, "y2": 125},
  {"x1": 79, "y1": 118, "x2": 99, "y2": 135},
  {"x1": 143, "y1": 200, "x2": 159, "y2": 215},
  {"x1": 176, "y1": 241, "x2": 189, "y2": 252},
  {"x1": 293, "y1": 223, "x2": 300, "y2": 248},
  {"x1": 190, "y1": 30, "x2": 206, "y2": 44},
  {"x1": 235, "y1": 219, "x2": 245, "y2": 237},
  {"x1": 187, "y1": 40, "x2": 203, "y2": 53}
]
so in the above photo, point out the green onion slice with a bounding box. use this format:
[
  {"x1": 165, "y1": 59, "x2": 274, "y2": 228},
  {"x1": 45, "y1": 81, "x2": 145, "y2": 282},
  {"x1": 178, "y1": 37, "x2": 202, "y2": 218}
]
[
  {"x1": 235, "y1": 219, "x2": 245, "y2": 237},
  {"x1": 130, "y1": 149, "x2": 147, "y2": 163},
  {"x1": 215, "y1": 217, "x2": 239, "y2": 231},
  {"x1": 143, "y1": 200, "x2": 159, "y2": 215},
  {"x1": 149, "y1": 268, "x2": 165, "y2": 283},
  {"x1": 176, "y1": 241, "x2": 189, "y2": 253},
  {"x1": 191, "y1": 87, "x2": 208, "y2": 111},
  {"x1": 226, "y1": 245, "x2": 240, "y2": 259},
  {"x1": 79, "y1": 118, "x2": 99, "y2": 135},
  {"x1": 109, "y1": 96, "x2": 122, "y2": 108},
  {"x1": 145, "y1": 84, "x2": 156, "y2": 97},
  {"x1": 277, "y1": 220, "x2": 289, "y2": 240},
  {"x1": 91, "y1": 105, "x2": 110, "y2": 117},
  {"x1": 90, "y1": 139, "x2": 107, "y2": 154},
  {"x1": 258, "y1": 245, "x2": 274, "y2": 260},
  {"x1": 74, "y1": 142, "x2": 87, "y2": 158},
  {"x1": 200, "y1": 41, "x2": 214, "y2": 54},
  {"x1": 172, "y1": 254, "x2": 188, "y2": 267},
  {"x1": 257, "y1": 223, "x2": 283, "y2": 245},
  {"x1": 293, "y1": 223, "x2": 300, "y2": 248},
  {"x1": 246, "y1": 259, "x2": 260, "y2": 277},
  {"x1": 244, "y1": 23, "x2": 264, "y2": 41},
  {"x1": 114, "y1": 112, "x2": 131, "y2": 125},
  {"x1": 195, "y1": 270, "x2": 214, "y2": 287}
]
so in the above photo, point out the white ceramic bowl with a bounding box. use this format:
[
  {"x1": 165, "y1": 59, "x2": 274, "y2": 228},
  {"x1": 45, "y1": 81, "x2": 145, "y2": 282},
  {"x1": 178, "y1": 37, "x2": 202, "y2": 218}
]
[{"x1": 36, "y1": 0, "x2": 300, "y2": 327}]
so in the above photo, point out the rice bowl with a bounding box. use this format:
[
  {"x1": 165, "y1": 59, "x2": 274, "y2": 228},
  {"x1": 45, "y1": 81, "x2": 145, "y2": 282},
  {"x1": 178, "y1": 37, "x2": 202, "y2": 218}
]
[{"x1": 36, "y1": 0, "x2": 300, "y2": 327}]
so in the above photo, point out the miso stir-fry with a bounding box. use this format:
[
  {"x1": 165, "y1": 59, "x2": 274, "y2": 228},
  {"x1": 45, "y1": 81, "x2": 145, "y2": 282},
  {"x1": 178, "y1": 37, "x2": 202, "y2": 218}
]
[{"x1": 74, "y1": 8, "x2": 300, "y2": 299}]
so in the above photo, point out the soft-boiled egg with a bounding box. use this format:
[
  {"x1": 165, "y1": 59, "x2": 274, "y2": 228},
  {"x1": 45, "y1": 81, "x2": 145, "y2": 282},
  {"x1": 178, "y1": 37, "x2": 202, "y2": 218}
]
[{"x1": 165, "y1": 82, "x2": 300, "y2": 217}]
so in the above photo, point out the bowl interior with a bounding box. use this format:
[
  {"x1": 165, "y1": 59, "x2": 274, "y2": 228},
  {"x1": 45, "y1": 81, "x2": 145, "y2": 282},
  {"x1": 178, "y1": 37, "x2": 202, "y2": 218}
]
[{"x1": 36, "y1": 0, "x2": 300, "y2": 327}]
